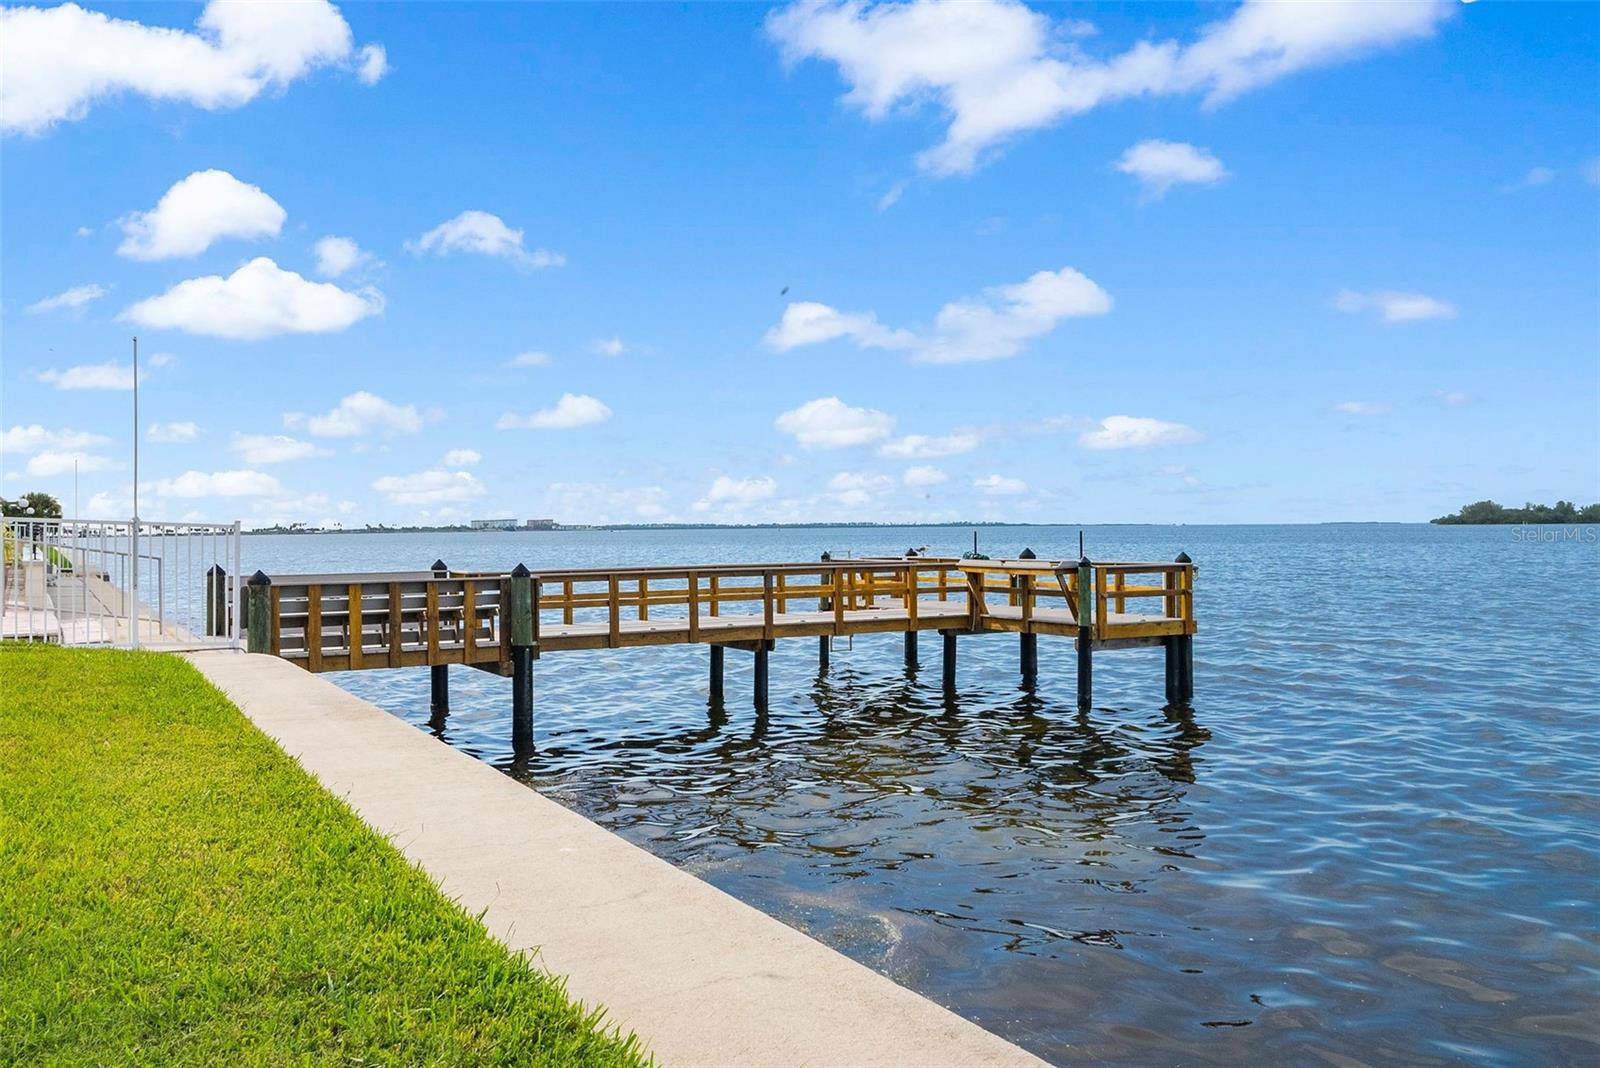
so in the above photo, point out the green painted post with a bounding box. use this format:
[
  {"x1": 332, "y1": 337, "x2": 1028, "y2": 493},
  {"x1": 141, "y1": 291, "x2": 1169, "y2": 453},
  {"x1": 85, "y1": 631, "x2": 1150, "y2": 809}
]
[
  {"x1": 1076, "y1": 556, "x2": 1093, "y2": 710},
  {"x1": 246, "y1": 570, "x2": 271, "y2": 654}
]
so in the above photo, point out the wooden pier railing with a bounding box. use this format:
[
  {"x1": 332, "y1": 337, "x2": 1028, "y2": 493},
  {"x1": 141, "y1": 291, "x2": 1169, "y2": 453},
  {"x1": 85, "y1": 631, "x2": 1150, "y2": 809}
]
[{"x1": 240, "y1": 554, "x2": 1196, "y2": 751}]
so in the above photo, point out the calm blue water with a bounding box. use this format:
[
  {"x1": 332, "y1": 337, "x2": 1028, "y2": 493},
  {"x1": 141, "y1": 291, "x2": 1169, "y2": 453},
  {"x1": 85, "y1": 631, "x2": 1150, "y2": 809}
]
[{"x1": 240, "y1": 524, "x2": 1600, "y2": 1065}]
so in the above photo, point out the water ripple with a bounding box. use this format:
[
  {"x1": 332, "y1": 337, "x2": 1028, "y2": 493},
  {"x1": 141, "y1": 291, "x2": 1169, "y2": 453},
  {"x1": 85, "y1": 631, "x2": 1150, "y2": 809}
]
[{"x1": 244, "y1": 523, "x2": 1600, "y2": 1065}]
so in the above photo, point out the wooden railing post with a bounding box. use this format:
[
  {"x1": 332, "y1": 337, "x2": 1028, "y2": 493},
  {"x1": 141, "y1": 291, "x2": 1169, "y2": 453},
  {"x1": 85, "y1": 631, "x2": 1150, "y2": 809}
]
[
  {"x1": 687, "y1": 570, "x2": 701, "y2": 643},
  {"x1": 246, "y1": 570, "x2": 271, "y2": 654}
]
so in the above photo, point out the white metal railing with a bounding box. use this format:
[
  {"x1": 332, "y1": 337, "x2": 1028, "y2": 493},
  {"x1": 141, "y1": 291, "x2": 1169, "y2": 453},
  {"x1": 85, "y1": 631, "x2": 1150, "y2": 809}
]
[{"x1": 1, "y1": 517, "x2": 241, "y2": 650}]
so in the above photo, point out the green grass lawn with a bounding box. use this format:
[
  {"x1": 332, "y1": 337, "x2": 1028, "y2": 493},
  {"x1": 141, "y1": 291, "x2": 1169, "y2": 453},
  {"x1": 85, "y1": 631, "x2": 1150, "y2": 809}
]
[{"x1": 0, "y1": 644, "x2": 650, "y2": 1066}]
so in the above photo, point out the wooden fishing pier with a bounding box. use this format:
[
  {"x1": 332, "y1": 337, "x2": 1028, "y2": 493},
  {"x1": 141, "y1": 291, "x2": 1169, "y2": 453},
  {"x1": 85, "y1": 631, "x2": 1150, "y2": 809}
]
[{"x1": 233, "y1": 553, "x2": 1196, "y2": 752}]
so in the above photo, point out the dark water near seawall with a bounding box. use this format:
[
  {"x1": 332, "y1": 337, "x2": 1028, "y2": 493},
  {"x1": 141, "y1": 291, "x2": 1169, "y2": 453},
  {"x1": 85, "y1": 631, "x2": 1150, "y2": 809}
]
[{"x1": 242, "y1": 524, "x2": 1600, "y2": 1065}]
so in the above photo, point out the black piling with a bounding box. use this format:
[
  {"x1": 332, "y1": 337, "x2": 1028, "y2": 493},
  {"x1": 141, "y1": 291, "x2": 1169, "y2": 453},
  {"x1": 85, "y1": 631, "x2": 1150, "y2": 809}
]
[
  {"x1": 510, "y1": 646, "x2": 534, "y2": 752},
  {"x1": 429, "y1": 559, "x2": 451, "y2": 715},
  {"x1": 819, "y1": 552, "x2": 832, "y2": 671},
  {"x1": 1020, "y1": 633, "x2": 1038, "y2": 690},
  {"x1": 1166, "y1": 634, "x2": 1194, "y2": 708},
  {"x1": 709, "y1": 644, "x2": 725, "y2": 703},
  {"x1": 1168, "y1": 552, "x2": 1194, "y2": 707},
  {"x1": 942, "y1": 630, "x2": 957, "y2": 691},
  {"x1": 205, "y1": 564, "x2": 226, "y2": 637},
  {"x1": 245, "y1": 570, "x2": 271, "y2": 654},
  {"x1": 1076, "y1": 555, "x2": 1093, "y2": 711},
  {"x1": 904, "y1": 631, "x2": 918, "y2": 670},
  {"x1": 753, "y1": 643, "x2": 770, "y2": 710},
  {"x1": 508, "y1": 563, "x2": 536, "y2": 753}
]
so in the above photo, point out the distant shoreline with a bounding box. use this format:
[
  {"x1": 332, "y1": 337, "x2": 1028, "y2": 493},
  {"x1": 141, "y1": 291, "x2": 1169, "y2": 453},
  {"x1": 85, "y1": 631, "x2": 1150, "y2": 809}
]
[{"x1": 241, "y1": 520, "x2": 1434, "y2": 535}]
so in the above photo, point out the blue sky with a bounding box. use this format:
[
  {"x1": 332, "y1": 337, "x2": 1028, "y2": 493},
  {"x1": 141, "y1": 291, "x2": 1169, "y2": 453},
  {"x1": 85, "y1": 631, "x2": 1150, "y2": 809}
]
[{"x1": 3, "y1": 0, "x2": 1596, "y2": 526}]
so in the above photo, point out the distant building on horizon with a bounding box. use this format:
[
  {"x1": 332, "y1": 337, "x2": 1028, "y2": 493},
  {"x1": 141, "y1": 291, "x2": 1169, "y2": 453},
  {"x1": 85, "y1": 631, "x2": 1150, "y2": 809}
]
[
  {"x1": 524, "y1": 518, "x2": 556, "y2": 530},
  {"x1": 470, "y1": 518, "x2": 518, "y2": 531}
]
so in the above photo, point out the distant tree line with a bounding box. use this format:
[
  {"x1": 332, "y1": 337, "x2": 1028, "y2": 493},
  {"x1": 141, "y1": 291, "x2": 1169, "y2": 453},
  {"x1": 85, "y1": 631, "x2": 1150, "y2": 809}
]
[{"x1": 1433, "y1": 499, "x2": 1600, "y2": 524}]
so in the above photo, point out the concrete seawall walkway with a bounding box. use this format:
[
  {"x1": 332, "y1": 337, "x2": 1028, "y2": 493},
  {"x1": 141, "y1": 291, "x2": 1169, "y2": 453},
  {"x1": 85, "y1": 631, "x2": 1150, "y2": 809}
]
[{"x1": 188, "y1": 652, "x2": 1048, "y2": 1068}]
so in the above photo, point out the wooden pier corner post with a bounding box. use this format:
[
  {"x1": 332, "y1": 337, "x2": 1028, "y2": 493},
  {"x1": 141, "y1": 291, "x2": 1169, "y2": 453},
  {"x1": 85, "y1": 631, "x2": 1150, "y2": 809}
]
[
  {"x1": 1166, "y1": 552, "x2": 1194, "y2": 707},
  {"x1": 245, "y1": 570, "x2": 271, "y2": 654},
  {"x1": 1016, "y1": 551, "x2": 1038, "y2": 691},
  {"x1": 1076, "y1": 556, "x2": 1093, "y2": 711},
  {"x1": 430, "y1": 559, "x2": 450, "y2": 715},
  {"x1": 508, "y1": 563, "x2": 536, "y2": 753}
]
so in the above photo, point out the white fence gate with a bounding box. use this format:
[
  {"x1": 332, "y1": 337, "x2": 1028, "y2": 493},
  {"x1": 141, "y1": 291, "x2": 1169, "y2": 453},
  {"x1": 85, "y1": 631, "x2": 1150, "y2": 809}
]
[{"x1": 2, "y1": 518, "x2": 241, "y2": 650}]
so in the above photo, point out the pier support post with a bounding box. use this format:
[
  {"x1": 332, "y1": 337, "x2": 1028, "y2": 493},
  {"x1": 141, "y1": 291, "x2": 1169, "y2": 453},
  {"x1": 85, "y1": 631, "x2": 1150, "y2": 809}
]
[
  {"x1": 431, "y1": 665, "x2": 449, "y2": 715},
  {"x1": 819, "y1": 552, "x2": 832, "y2": 672},
  {"x1": 511, "y1": 647, "x2": 533, "y2": 752},
  {"x1": 710, "y1": 645, "x2": 725, "y2": 703},
  {"x1": 905, "y1": 631, "x2": 918, "y2": 670},
  {"x1": 1076, "y1": 556, "x2": 1093, "y2": 711},
  {"x1": 942, "y1": 631, "x2": 957, "y2": 692},
  {"x1": 245, "y1": 571, "x2": 271, "y2": 654},
  {"x1": 508, "y1": 563, "x2": 537, "y2": 753},
  {"x1": 753, "y1": 643, "x2": 769, "y2": 710},
  {"x1": 1165, "y1": 634, "x2": 1194, "y2": 708},
  {"x1": 1020, "y1": 632, "x2": 1037, "y2": 691}
]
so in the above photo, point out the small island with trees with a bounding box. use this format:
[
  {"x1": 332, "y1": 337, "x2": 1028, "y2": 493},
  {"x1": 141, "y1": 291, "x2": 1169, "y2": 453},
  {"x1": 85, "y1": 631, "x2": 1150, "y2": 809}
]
[{"x1": 1432, "y1": 499, "x2": 1600, "y2": 524}]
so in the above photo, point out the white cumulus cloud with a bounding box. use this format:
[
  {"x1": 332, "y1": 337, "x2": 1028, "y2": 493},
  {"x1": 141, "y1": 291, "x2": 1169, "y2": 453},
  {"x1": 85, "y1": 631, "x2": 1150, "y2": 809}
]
[
  {"x1": 0, "y1": 0, "x2": 383, "y2": 136},
  {"x1": 441, "y1": 448, "x2": 481, "y2": 467},
  {"x1": 1078, "y1": 415, "x2": 1204, "y2": 450},
  {"x1": 1334, "y1": 401, "x2": 1388, "y2": 416},
  {"x1": 230, "y1": 433, "x2": 327, "y2": 464},
  {"x1": 508, "y1": 351, "x2": 552, "y2": 367},
  {"x1": 879, "y1": 431, "x2": 982, "y2": 458},
  {"x1": 26, "y1": 451, "x2": 120, "y2": 477},
  {"x1": 701, "y1": 475, "x2": 778, "y2": 506},
  {"x1": 356, "y1": 43, "x2": 388, "y2": 85},
  {"x1": 26, "y1": 283, "x2": 108, "y2": 315},
  {"x1": 767, "y1": 0, "x2": 1452, "y2": 175},
  {"x1": 36, "y1": 361, "x2": 139, "y2": 391},
  {"x1": 496, "y1": 393, "x2": 613, "y2": 430},
  {"x1": 763, "y1": 302, "x2": 916, "y2": 352},
  {"x1": 407, "y1": 210, "x2": 565, "y2": 269},
  {"x1": 775, "y1": 397, "x2": 895, "y2": 448},
  {"x1": 118, "y1": 170, "x2": 284, "y2": 260},
  {"x1": 147, "y1": 421, "x2": 201, "y2": 443},
  {"x1": 151, "y1": 469, "x2": 284, "y2": 498},
  {"x1": 122, "y1": 257, "x2": 383, "y2": 340},
  {"x1": 1335, "y1": 289, "x2": 1456, "y2": 323},
  {"x1": 287, "y1": 391, "x2": 422, "y2": 438},
  {"x1": 372, "y1": 467, "x2": 487, "y2": 505},
  {"x1": 1115, "y1": 139, "x2": 1227, "y2": 198},
  {"x1": 2, "y1": 425, "x2": 111, "y2": 454},
  {"x1": 903, "y1": 464, "x2": 947, "y2": 486},
  {"x1": 767, "y1": 266, "x2": 1111, "y2": 364},
  {"x1": 313, "y1": 235, "x2": 373, "y2": 277},
  {"x1": 975, "y1": 474, "x2": 1028, "y2": 496}
]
